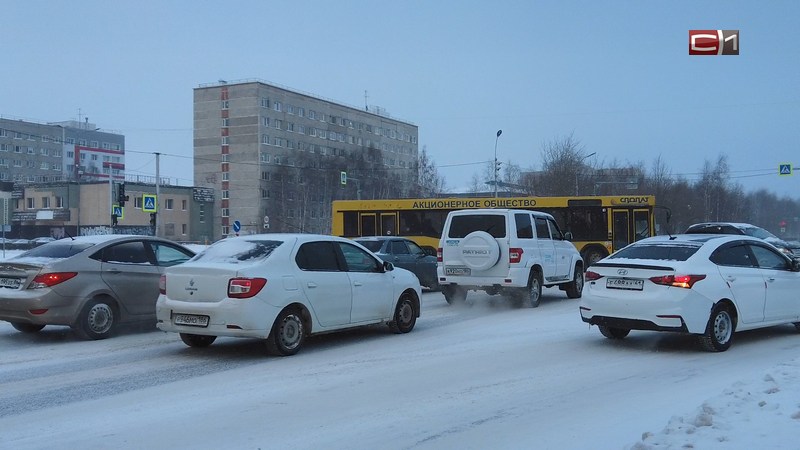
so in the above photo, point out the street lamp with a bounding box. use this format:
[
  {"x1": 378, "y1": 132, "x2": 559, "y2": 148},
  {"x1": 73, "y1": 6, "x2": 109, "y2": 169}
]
[
  {"x1": 493, "y1": 129, "x2": 502, "y2": 198},
  {"x1": 575, "y1": 152, "x2": 597, "y2": 195}
]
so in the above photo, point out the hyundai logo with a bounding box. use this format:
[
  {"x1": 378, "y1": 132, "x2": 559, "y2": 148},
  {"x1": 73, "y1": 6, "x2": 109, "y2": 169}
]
[{"x1": 617, "y1": 269, "x2": 628, "y2": 275}]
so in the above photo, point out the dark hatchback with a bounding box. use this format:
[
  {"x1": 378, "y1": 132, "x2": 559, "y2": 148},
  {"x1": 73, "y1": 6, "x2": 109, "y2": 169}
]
[{"x1": 354, "y1": 236, "x2": 439, "y2": 290}]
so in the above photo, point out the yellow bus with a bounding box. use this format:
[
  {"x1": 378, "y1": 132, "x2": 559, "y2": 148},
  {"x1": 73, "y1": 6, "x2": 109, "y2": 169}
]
[{"x1": 332, "y1": 195, "x2": 659, "y2": 264}]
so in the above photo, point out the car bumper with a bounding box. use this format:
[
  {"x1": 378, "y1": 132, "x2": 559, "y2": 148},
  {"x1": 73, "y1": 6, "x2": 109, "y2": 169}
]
[
  {"x1": 578, "y1": 284, "x2": 713, "y2": 334},
  {"x1": 437, "y1": 266, "x2": 530, "y2": 288},
  {"x1": 0, "y1": 290, "x2": 82, "y2": 326},
  {"x1": 155, "y1": 296, "x2": 281, "y2": 339}
]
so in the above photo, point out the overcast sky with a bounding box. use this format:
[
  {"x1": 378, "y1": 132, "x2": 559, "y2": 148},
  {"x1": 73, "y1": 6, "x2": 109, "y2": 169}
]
[{"x1": 4, "y1": 1, "x2": 799, "y2": 198}]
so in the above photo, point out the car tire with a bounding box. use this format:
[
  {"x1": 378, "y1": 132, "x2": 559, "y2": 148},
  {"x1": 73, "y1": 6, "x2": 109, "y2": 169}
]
[
  {"x1": 11, "y1": 322, "x2": 45, "y2": 333},
  {"x1": 266, "y1": 309, "x2": 306, "y2": 356},
  {"x1": 74, "y1": 299, "x2": 117, "y2": 340},
  {"x1": 599, "y1": 325, "x2": 630, "y2": 339},
  {"x1": 389, "y1": 293, "x2": 418, "y2": 334},
  {"x1": 565, "y1": 264, "x2": 584, "y2": 299},
  {"x1": 516, "y1": 270, "x2": 542, "y2": 308},
  {"x1": 442, "y1": 285, "x2": 467, "y2": 305},
  {"x1": 180, "y1": 333, "x2": 217, "y2": 348},
  {"x1": 699, "y1": 304, "x2": 735, "y2": 352},
  {"x1": 583, "y1": 249, "x2": 606, "y2": 266}
]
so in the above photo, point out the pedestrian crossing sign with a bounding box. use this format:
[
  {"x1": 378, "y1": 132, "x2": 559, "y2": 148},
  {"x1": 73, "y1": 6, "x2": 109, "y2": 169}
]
[
  {"x1": 112, "y1": 205, "x2": 123, "y2": 219},
  {"x1": 143, "y1": 194, "x2": 157, "y2": 212},
  {"x1": 779, "y1": 164, "x2": 792, "y2": 176}
]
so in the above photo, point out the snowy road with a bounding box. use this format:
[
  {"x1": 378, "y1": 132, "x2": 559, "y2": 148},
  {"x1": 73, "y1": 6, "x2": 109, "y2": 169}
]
[{"x1": 1, "y1": 288, "x2": 799, "y2": 449}]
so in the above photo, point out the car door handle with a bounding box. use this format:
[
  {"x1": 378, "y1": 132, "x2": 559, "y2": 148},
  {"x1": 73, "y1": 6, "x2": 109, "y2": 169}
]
[
  {"x1": 725, "y1": 276, "x2": 736, "y2": 282},
  {"x1": 307, "y1": 282, "x2": 318, "y2": 288},
  {"x1": 353, "y1": 281, "x2": 363, "y2": 287},
  {"x1": 105, "y1": 269, "x2": 122, "y2": 274},
  {"x1": 766, "y1": 277, "x2": 776, "y2": 282}
]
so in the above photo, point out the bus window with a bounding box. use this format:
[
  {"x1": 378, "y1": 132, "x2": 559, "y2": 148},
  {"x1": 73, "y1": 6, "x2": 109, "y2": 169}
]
[
  {"x1": 361, "y1": 213, "x2": 377, "y2": 236},
  {"x1": 343, "y1": 212, "x2": 359, "y2": 237},
  {"x1": 380, "y1": 213, "x2": 397, "y2": 236},
  {"x1": 634, "y1": 209, "x2": 651, "y2": 241},
  {"x1": 612, "y1": 210, "x2": 630, "y2": 250}
]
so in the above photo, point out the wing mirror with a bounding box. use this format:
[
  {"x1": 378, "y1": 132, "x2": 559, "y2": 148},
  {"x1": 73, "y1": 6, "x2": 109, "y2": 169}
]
[{"x1": 383, "y1": 261, "x2": 395, "y2": 272}]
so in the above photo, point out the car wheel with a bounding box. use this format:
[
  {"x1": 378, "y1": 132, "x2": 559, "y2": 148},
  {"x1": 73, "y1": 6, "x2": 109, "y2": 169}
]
[
  {"x1": 180, "y1": 333, "x2": 217, "y2": 348},
  {"x1": 266, "y1": 309, "x2": 306, "y2": 356},
  {"x1": 599, "y1": 325, "x2": 630, "y2": 339},
  {"x1": 583, "y1": 249, "x2": 606, "y2": 266},
  {"x1": 11, "y1": 322, "x2": 45, "y2": 333},
  {"x1": 389, "y1": 293, "x2": 418, "y2": 334},
  {"x1": 699, "y1": 304, "x2": 735, "y2": 352},
  {"x1": 565, "y1": 265, "x2": 584, "y2": 299},
  {"x1": 442, "y1": 285, "x2": 467, "y2": 305},
  {"x1": 516, "y1": 270, "x2": 543, "y2": 308},
  {"x1": 74, "y1": 299, "x2": 116, "y2": 340}
]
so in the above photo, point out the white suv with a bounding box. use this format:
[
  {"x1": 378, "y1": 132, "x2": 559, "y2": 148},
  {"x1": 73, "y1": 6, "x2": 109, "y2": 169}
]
[{"x1": 437, "y1": 209, "x2": 584, "y2": 307}]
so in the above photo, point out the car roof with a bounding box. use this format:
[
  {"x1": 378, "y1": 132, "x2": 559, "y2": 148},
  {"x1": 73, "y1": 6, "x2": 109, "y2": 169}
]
[
  {"x1": 686, "y1": 222, "x2": 758, "y2": 230},
  {"x1": 633, "y1": 234, "x2": 769, "y2": 246},
  {"x1": 448, "y1": 208, "x2": 554, "y2": 219},
  {"x1": 354, "y1": 236, "x2": 411, "y2": 241}
]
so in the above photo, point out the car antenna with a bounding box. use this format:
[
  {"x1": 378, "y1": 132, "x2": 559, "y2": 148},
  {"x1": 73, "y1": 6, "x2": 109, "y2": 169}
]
[
  {"x1": 65, "y1": 230, "x2": 75, "y2": 240},
  {"x1": 655, "y1": 205, "x2": 676, "y2": 240}
]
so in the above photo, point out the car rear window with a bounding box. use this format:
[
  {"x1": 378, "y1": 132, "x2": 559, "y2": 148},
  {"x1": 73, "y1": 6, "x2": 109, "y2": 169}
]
[
  {"x1": 16, "y1": 242, "x2": 96, "y2": 259},
  {"x1": 356, "y1": 240, "x2": 383, "y2": 252},
  {"x1": 608, "y1": 243, "x2": 701, "y2": 261},
  {"x1": 448, "y1": 214, "x2": 506, "y2": 238},
  {"x1": 191, "y1": 239, "x2": 283, "y2": 263}
]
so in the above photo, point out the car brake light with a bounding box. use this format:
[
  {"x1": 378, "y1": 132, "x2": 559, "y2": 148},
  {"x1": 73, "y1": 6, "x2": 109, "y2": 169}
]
[
  {"x1": 228, "y1": 278, "x2": 267, "y2": 299},
  {"x1": 159, "y1": 275, "x2": 166, "y2": 295},
  {"x1": 649, "y1": 274, "x2": 706, "y2": 289},
  {"x1": 437, "y1": 248, "x2": 443, "y2": 263},
  {"x1": 584, "y1": 270, "x2": 603, "y2": 281},
  {"x1": 30, "y1": 272, "x2": 78, "y2": 288},
  {"x1": 509, "y1": 248, "x2": 523, "y2": 264}
]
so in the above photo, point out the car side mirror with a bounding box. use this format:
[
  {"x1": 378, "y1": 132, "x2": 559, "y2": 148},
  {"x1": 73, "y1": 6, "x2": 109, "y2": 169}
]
[
  {"x1": 564, "y1": 231, "x2": 573, "y2": 241},
  {"x1": 792, "y1": 258, "x2": 800, "y2": 272},
  {"x1": 383, "y1": 261, "x2": 394, "y2": 272}
]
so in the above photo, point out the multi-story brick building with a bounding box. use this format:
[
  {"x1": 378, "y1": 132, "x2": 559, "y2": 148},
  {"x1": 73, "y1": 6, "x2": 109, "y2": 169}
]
[{"x1": 193, "y1": 80, "x2": 419, "y2": 240}]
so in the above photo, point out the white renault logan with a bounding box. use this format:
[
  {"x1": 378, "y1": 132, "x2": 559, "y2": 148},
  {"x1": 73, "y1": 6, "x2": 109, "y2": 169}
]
[{"x1": 156, "y1": 234, "x2": 422, "y2": 356}]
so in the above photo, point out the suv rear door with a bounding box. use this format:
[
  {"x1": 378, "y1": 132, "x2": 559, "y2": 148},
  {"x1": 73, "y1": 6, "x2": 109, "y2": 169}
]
[{"x1": 442, "y1": 212, "x2": 509, "y2": 277}]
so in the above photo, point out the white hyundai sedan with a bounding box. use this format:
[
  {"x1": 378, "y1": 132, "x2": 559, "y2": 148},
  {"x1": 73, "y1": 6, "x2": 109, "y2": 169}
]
[
  {"x1": 156, "y1": 234, "x2": 422, "y2": 356},
  {"x1": 579, "y1": 234, "x2": 800, "y2": 352}
]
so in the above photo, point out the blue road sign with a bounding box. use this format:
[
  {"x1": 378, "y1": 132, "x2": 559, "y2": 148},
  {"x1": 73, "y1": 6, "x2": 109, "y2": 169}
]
[
  {"x1": 143, "y1": 194, "x2": 157, "y2": 212},
  {"x1": 112, "y1": 206, "x2": 123, "y2": 219},
  {"x1": 779, "y1": 164, "x2": 792, "y2": 176},
  {"x1": 233, "y1": 220, "x2": 241, "y2": 232}
]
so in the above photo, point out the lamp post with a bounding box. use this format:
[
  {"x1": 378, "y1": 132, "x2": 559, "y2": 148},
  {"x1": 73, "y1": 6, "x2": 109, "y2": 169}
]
[
  {"x1": 575, "y1": 152, "x2": 597, "y2": 196},
  {"x1": 493, "y1": 129, "x2": 502, "y2": 198}
]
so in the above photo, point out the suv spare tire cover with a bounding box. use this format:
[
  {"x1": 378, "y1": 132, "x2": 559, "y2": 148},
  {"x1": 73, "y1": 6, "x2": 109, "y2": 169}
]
[{"x1": 459, "y1": 231, "x2": 501, "y2": 271}]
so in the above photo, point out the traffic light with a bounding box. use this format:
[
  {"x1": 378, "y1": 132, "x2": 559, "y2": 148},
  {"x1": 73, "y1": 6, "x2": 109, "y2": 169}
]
[
  {"x1": 495, "y1": 159, "x2": 502, "y2": 175},
  {"x1": 149, "y1": 213, "x2": 157, "y2": 227},
  {"x1": 111, "y1": 214, "x2": 118, "y2": 226},
  {"x1": 117, "y1": 183, "x2": 129, "y2": 207}
]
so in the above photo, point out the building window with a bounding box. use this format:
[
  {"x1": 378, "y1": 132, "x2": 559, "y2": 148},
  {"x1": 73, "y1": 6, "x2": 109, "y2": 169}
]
[
  {"x1": 262, "y1": 117, "x2": 270, "y2": 127},
  {"x1": 222, "y1": 118, "x2": 229, "y2": 127},
  {"x1": 181, "y1": 199, "x2": 187, "y2": 210},
  {"x1": 298, "y1": 107, "x2": 305, "y2": 117},
  {"x1": 27, "y1": 198, "x2": 35, "y2": 209},
  {"x1": 221, "y1": 100, "x2": 229, "y2": 109},
  {"x1": 287, "y1": 105, "x2": 294, "y2": 115},
  {"x1": 261, "y1": 97, "x2": 270, "y2": 108},
  {"x1": 274, "y1": 101, "x2": 282, "y2": 112},
  {"x1": 261, "y1": 189, "x2": 270, "y2": 198},
  {"x1": 90, "y1": 140, "x2": 98, "y2": 148},
  {"x1": 222, "y1": 190, "x2": 229, "y2": 199},
  {"x1": 165, "y1": 199, "x2": 174, "y2": 210},
  {"x1": 221, "y1": 136, "x2": 228, "y2": 145},
  {"x1": 308, "y1": 110, "x2": 316, "y2": 120},
  {"x1": 274, "y1": 119, "x2": 282, "y2": 130},
  {"x1": 41, "y1": 197, "x2": 50, "y2": 208},
  {"x1": 261, "y1": 171, "x2": 270, "y2": 180},
  {"x1": 135, "y1": 197, "x2": 142, "y2": 208},
  {"x1": 260, "y1": 153, "x2": 270, "y2": 163},
  {"x1": 221, "y1": 154, "x2": 229, "y2": 162},
  {"x1": 222, "y1": 172, "x2": 229, "y2": 181},
  {"x1": 222, "y1": 225, "x2": 229, "y2": 236},
  {"x1": 181, "y1": 223, "x2": 187, "y2": 235},
  {"x1": 199, "y1": 204, "x2": 205, "y2": 223},
  {"x1": 261, "y1": 134, "x2": 270, "y2": 144},
  {"x1": 221, "y1": 208, "x2": 229, "y2": 217}
]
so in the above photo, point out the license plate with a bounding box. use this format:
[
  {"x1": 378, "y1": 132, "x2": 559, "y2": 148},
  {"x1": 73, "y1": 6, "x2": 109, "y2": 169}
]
[
  {"x1": 445, "y1": 267, "x2": 471, "y2": 276},
  {"x1": 606, "y1": 278, "x2": 644, "y2": 291},
  {"x1": 173, "y1": 313, "x2": 210, "y2": 327},
  {"x1": 0, "y1": 277, "x2": 22, "y2": 289}
]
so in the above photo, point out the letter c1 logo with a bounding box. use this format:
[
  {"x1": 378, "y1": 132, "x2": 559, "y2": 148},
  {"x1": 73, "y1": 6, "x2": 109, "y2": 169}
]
[{"x1": 689, "y1": 30, "x2": 739, "y2": 55}]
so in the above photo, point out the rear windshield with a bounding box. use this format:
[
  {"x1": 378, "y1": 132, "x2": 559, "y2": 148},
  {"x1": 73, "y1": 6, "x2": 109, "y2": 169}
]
[
  {"x1": 448, "y1": 215, "x2": 506, "y2": 238},
  {"x1": 357, "y1": 241, "x2": 383, "y2": 252},
  {"x1": 191, "y1": 239, "x2": 283, "y2": 263},
  {"x1": 16, "y1": 242, "x2": 96, "y2": 259},
  {"x1": 608, "y1": 243, "x2": 701, "y2": 261}
]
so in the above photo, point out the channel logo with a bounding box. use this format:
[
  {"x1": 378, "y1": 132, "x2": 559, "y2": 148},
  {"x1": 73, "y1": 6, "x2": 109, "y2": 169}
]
[{"x1": 689, "y1": 30, "x2": 739, "y2": 55}]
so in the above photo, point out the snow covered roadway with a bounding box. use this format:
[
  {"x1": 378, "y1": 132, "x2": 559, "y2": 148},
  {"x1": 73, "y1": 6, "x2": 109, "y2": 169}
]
[{"x1": 1, "y1": 288, "x2": 799, "y2": 449}]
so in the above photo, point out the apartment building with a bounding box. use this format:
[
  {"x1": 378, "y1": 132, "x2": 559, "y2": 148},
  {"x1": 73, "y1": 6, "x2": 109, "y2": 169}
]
[{"x1": 194, "y1": 80, "x2": 419, "y2": 240}]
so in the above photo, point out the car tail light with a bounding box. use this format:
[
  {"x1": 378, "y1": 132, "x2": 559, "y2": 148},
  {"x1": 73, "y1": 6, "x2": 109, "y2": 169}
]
[
  {"x1": 228, "y1": 278, "x2": 267, "y2": 299},
  {"x1": 584, "y1": 270, "x2": 603, "y2": 281},
  {"x1": 437, "y1": 248, "x2": 443, "y2": 263},
  {"x1": 649, "y1": 274, "x2": 706, "y2": 289},
  {"x1": 30, "y1": 272, "x2": 78, "y2": 288},
  {"x1": 509, "y1": 248, "x2": 523, "y2": 264},
  {"x1": 159, "y1": 275, "x2": 166, "y2": 295}
]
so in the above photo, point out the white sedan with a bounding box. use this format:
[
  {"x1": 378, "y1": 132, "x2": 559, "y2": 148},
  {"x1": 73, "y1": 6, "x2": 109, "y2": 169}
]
[
  {"x1": 579, "y1": 234, "x2": 800, "y2": 352},
  {"x1": 156, "y1": 234, "x2": 422, "y2": 355}
]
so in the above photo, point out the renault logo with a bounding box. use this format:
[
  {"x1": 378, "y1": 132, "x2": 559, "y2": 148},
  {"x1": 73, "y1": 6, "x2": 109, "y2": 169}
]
[{"x1": 617, "y1": 269, "x2": 628, "y2": 275}]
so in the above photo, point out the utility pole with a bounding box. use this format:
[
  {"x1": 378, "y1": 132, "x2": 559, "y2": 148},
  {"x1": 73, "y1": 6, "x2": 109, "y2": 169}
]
[
  {"x1": 155, "y1": 152, "x2": 160, "y2": 237},
  {"x1": 493, "y1": 129, "x2": 502, "y2": 198}
]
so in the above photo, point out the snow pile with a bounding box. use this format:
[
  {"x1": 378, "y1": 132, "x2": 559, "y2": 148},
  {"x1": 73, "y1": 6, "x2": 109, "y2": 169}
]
[{"x1": 631, "y1": 358, "x2": 800, "y2": 449}]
